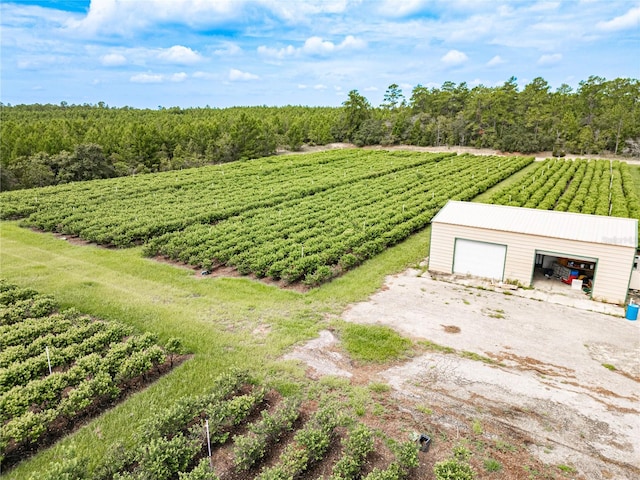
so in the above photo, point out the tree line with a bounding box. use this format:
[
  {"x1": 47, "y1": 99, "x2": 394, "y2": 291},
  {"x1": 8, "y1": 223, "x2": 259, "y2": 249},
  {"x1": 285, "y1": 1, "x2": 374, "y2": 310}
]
[{"x1": 1, "y1": 75, "x2": 638, "y2": 191}]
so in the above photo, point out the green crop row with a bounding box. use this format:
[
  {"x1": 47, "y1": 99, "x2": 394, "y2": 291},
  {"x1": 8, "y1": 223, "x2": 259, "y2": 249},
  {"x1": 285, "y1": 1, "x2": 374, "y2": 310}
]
[
  {"x1": 0, "y1": 322, "x2": 133, "y2": 392},
  {"x1": 232, "y1": 397, "x2": 301, "y2": 471},
  {"x1": 255, "y1": 402, "x2": 342, "y2": 480},
  {"x1": 330, "y1": 423, "x2": 375, "y2": 480},
  {"x1": 0, "y1": 150, "x2": 455, "y2": 247},
  {"x1": 30, "y1": 371, "x2": 419, "y2": 480},
  {"x1": 0, "y1": 281, "x2": 172, "y2": 470},
  {"x1": 144, "y1": 155, "x2": 532, "y2": 284},
  {"x1": 488, "y1": 159, "x2": 640, "y2": 222}
]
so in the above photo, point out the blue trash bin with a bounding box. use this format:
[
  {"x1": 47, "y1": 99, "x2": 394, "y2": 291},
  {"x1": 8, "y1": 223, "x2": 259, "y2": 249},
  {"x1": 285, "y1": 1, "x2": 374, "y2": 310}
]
[{"x1": 626, "y1": 303, "x2": 639, "y2": 321}]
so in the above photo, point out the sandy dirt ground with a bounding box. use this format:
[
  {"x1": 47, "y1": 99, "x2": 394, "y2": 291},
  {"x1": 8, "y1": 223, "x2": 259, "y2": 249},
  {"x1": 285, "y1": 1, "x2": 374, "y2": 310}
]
[
  {"x1": 286, "y1": 268, "x2": 640, "y2": 479},
  {"x1": 279, "y1": 143, "x2": 640, "y2": 165}
]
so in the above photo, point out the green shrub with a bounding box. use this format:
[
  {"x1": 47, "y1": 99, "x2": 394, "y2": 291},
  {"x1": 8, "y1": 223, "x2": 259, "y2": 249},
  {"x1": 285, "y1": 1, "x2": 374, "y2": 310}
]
[
  {"x1": 452, "y1": 443, "x2": 472, "y2": 461},
  {"x1": 363, "y1": 463, "x2": 402, "y2": 480},
  {"x1": 392, "y1": 440, "x2": 419, "y2": 471},
  {"x1": 339, "y1": 253, "x2": 360, "y2": 270},
  {"x1": 331, "y1": 424, "x2": 374, "y2": 479},
  {"x1": 303, "y1": 265, "x2": 334, "y2": 286},
  {"x1": 433, "y1": 459, "x2": 476, "y2": 480},
  {"x1": 178, "y1": 458, "x2": 220, "y2": 480},
  {"x1": 29, "y1": 446, "x2": 89, "y2": 480},
  {"x1": 233, "y1": 398, "x2": 300, "y2": 471},
  {"x1": 135, "y1": 433, "x2": 200, "y2": 480},
  {"x1": 257, "y1": 402, "x2": 341, "y2": 480}
]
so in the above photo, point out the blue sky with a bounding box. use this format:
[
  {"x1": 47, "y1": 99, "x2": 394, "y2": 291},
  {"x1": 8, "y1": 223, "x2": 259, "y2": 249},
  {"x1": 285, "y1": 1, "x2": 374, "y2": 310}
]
[{"x1": 1, "y1": 0, "x2": 639, "y2": 108}]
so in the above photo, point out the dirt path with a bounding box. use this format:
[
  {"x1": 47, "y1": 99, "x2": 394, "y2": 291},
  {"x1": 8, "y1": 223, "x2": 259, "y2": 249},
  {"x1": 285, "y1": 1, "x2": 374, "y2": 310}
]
[
  {"x1": 286, "y1": 269, "x2": 640, "y2": 479},
  {"x1": 279, "y1": 143, "x2": 640, "y2": 164}
]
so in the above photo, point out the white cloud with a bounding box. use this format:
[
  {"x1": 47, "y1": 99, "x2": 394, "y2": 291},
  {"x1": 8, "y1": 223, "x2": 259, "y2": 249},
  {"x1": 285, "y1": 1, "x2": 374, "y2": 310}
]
[
  {"x1": 258, "y1": 35, "x2": 365, "y2": 59},
  {"x1": 486, "y1": 55, "x2": 505, "y2": 67},
  {"x1": 1, "y1": 0, "x2": 637, "y2": 108},
  {"x1": 339, "y1": 35, "x2": 366, "y2": 50},
  {"x1": 67, "y1": 0, "x2": 245, "y2": 35},
  {"x1": 529, "y1": 21, "x2": 568, "y2": 34},
  {"x1": 2, "y1": 2, "x2": 77, "y2": 30},
  {"x1": 17, "y1": 55, "x2": 66, "y2": 69},
  {"x1": 303, "y1": 36, "x2": 336, "y2": 55},
  {"x1": 376, "y1": 0, "x2": 429, "y2": 17},
  {"x1": 101, "y1": 53, "x2": 126, "y2": 66},
  {"x1": 170, "y1": 72, "x2": 188, "y2": 82},
  {"x1": 193, "y1": 71, "x2": 217, "y2": 80},
  {"x1": 257, "y1": 44, "x2": 297, "y2": 59},
  {"x1": 130, "y1": 72, "x2": 189, "y2": 83},
  {"x1": 441, "y1": 50, "x2": 468, "y2": 66},
  {"x1": 298, "y1": 84, "x2": 328, "y2": 90},
  {"x1": 229, "y1": 68, "x2": 259, "y2": 81},
  {"x1": 158, "y1": 45, "x2": 202, "y2": 64},
  {"x1": 597, "y1": 6, "x2": 640, "y2": 31},
  {"x1": 303, "y1": 35, "x2": 366, "y2": 55},
  {"x1": 527, "y1": 2, "x2": 561, "y2": 12},
  {"x1": 537, "y1": 53, "x2": 562, "y2": 66},
  {"x1": 130, "y1": 73, "x2": 163, "y2": 83},
  {"x1": 214, "y1": 42, "x2": 241, "y2": 56},
  {"x1": 66, "y1": 0, "x2": 351, "y2": 36}
]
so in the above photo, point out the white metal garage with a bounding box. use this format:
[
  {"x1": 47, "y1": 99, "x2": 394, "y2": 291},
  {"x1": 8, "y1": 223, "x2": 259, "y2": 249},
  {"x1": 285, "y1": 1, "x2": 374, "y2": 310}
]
[{"x1": 429, "y1": 201, "x2": 638, "y2": 304}]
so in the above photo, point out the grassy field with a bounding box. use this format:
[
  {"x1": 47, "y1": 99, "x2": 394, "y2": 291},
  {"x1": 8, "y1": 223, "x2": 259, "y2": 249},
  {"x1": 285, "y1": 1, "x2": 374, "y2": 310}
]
[{"x1": 0, "y1": 220, "x2": 431, "y2": 478}]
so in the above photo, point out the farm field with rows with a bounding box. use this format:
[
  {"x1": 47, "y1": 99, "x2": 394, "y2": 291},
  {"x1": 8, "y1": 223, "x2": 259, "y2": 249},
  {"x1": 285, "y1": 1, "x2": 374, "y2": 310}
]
[
  {"x1": 0, "y1": 150, "x2": 533, "y2": 286},
  {"x1": 0, "y1": 280, "x2": 178, "y2": 471},
  {"x1": 484, "y1": 158, "x2": 640, "y2": 222},
  {"x1": 32, "y1": 370, "x2": 425, "y2": 480},
  {"x1": 1, "y1": 150, "x2": 454, "y2": 247},
  {"x1": 1, "y1": 149, "x2": 639, "y2": 479}
]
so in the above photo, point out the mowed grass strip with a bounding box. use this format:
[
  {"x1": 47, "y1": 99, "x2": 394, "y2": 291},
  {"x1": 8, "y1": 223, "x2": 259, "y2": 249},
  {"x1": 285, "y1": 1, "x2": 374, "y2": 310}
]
[
  {"x1": 0, "y1": 221, "x2": 428, "y2": 478},
  {"x1": 471, "y1": 160, "x2": 540, "y2": 204}
]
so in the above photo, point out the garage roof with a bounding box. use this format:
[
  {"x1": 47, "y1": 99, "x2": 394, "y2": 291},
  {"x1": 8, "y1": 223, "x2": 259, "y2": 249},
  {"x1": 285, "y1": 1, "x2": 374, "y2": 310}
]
[{"x1": 432, "y1": 201, "x2": 638, "y2": 248}]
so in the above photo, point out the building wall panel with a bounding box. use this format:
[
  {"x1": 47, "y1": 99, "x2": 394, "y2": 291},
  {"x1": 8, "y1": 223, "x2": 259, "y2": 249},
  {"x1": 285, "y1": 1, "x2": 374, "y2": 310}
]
[{"x1": 429, "y1": 223, "x2": 635, "y2": 304}]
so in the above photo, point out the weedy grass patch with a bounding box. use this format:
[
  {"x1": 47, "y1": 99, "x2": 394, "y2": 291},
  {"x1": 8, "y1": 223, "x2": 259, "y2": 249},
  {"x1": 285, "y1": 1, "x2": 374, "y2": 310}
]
[{"x1": 338, "y1": 322, "x2": 413, "y2": 363}]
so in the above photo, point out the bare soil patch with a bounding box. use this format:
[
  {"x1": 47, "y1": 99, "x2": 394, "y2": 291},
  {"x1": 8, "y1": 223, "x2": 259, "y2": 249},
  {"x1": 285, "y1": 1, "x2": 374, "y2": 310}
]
[{"x1": 441, "y1": 324, "x2": 461, "y2": 334}]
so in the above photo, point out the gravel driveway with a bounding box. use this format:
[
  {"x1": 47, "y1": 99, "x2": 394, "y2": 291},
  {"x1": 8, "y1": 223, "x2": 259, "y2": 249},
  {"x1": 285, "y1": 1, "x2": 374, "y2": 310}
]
[{"x1": 339, "y1": 269, "x2": 640, "y2": 479}]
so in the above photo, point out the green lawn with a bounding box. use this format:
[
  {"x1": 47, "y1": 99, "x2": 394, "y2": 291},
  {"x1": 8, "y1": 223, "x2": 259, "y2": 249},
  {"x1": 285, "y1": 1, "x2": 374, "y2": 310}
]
[{"x1": 0, "y1": 221, "x2": 431, "y2": 478}]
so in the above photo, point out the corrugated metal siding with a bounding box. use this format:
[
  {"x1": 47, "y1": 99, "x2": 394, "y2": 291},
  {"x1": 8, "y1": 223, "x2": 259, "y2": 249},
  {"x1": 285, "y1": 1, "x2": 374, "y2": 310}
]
[
  {"x1": 429, "y1": 223, "x2": 635, "y2": 305},
  {"x1": 432, "y1": 201, "x2": 638, "y2": 248},
  {"x1": 429, "y1": 223, "x2": 455, "y2": 273}
]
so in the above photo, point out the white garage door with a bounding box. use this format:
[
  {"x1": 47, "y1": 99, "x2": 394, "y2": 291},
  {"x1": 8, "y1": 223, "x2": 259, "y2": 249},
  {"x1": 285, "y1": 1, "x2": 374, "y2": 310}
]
[{"x1": 453, "y1": 239, "x2": 506, "y2": 280}]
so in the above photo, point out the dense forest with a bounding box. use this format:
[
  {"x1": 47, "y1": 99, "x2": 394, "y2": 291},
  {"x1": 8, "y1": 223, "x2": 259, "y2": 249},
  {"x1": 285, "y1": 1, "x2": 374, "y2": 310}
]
[{"x1": 1, "y1": 75, "x2": 638, "y2": 191}]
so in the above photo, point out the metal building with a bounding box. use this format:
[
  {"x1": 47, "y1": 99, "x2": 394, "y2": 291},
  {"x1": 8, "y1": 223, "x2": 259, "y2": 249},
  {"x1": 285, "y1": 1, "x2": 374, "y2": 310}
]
[{"x1": 429, "y1": 201, "x2": 638, "y2": 304}]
